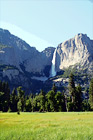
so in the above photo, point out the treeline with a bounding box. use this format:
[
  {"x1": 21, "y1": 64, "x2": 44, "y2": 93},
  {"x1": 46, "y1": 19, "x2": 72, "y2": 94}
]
[{"x1": 0, "y1": 73, "x2": 93, "y2": 112}]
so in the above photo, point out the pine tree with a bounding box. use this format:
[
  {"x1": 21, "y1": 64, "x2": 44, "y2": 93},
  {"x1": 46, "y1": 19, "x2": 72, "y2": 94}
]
[
  {"x1": 69, "y1": 73, "x2": 76, "y2": 103},
  {"x1": 52, "y1": 83, "x2": 57, "y2": 93},
  {"x1": 1, "y1": 82, "x2": 10, "y2": 111},
  {"x1": 10, "y1": 88, "x2": 18, "y2": 112},
  {"x1": 17, "y1": 99, "x2": 22, "y2": 113},
  {"x1": 17, "y1": 87, "x2": 25, "y2": 111},
  {"x1": 5, "y1": 82, "x2": 10, "y2": 111},
  {"x1": 0, "y1": 92, "x2": 4, "y2": 111},
  {"x1": 89, "y1": 79, "x2": 93, "y2": 110},
  {"x1": 55, "y1": 91, "x2": 66, "y2": 111},
  {"x1": 75, "y1": 84, "x2": 83, "y2": 111},
  {"x1": 39, "y1": 90, "x2": 45, "y2": 112},
  {"x1": 46, "y1": 90, "x2": 56, "y2": 111},
  {"x1": 0, "y1": 81, "x2": 2, "y2": 91},
  {"x1": 25, "y1": 98, "x2": 32, "y2": 112}
]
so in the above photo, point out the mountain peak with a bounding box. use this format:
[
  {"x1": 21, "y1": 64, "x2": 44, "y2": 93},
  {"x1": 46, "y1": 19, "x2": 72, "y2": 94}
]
[
  {"x1": 0, "y1": 29, "x2": 92, "y2": 93},
  {"x1": 56, "y1": 33, "x2": 93, "y2": 72},
  {"x1": 0, "y1": 28, "x2": 10, "y2": 35},
  {"x1": 75, "y1": 33, "x2": 89, "y2": 40},
  {"x1": 76, "y1": 33, "x2": 87, "y2": 37}
]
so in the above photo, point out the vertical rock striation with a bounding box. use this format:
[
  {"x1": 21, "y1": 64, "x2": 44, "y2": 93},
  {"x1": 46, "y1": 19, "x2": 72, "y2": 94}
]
[{"x1": 55, "y1": 33, "x2": 93, "y2": 73}]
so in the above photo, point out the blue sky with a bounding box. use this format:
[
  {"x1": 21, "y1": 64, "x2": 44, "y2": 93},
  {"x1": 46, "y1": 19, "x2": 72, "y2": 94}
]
[{"x1": 0, "y1": 0, "x2": 93, "y2": 51}]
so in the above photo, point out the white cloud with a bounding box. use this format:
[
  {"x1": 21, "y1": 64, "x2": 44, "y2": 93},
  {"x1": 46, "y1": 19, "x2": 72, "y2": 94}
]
[{"x1": 0, "y1": 21, "x2": 54, "y2": 52}]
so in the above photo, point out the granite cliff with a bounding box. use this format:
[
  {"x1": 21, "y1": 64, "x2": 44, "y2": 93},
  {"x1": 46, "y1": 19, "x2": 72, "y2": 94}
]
[
  {"x1": 55, "y1": 33, "x2": 93, "y2": 74},
  {"x1": 0, "y1": 28, "x2": 93, "y2": 93},
  {"x1": 0, "y1": 28, "x2": 55, "y2": 92}
]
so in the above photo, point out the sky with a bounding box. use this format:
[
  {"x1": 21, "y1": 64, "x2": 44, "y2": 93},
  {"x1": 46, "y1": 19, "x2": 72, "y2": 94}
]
[{"x1": 0, "y1": 0, "x2": 93, "y2": 52}]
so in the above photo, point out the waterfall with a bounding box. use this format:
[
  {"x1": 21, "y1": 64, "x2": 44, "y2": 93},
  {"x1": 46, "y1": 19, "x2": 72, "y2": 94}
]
[{"x1": 50, "y1": 49, "x2": 56, "y2": 77}]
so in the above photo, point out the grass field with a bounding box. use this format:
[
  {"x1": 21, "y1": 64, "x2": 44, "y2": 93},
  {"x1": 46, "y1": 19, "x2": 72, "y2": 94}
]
[{"x1": 0, "y1": 112, "x2": 93, "y2": 140}]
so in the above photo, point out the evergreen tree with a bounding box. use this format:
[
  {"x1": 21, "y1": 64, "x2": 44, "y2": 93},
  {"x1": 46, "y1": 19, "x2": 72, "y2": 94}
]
[
  {"x1": 25, "y1": 98, "x2": 32, "y2": 112},
  {"x1": 67, "y1": 102, "x2": 75, "y2": 111},
  {"x1": 17, "y1": 87, "x2": 25, "y2": 111},
  {"x1": 5, "y1": 82, "x2": 10, "y2": 111},
  {"x1": 82, "y1": 100, "x2": 90, "y2": 111},
  {"x1": 39, "y1": 90, "x2": 46, "y2": 112},
  {"x1": 0, "y1": 92, "x2": 4, "y2": 111},
  {"x1": 10, "y1": 88, "x2": 18, "y2": 112},
  {"x1": 17, "y1": 86, "x2": 24, "y2": 99},
  {"x1": 17, "y1": 99, "x2": 22, "y2": 113},
  {"x1": 46, "y1": 90, "x2": 56, "y2": 111},
  {"x1": 45, "y1": 100, "x2": 50, "y2": 112},
  {"x1": 69, "y1": 73, "x2": 76, "y2": 103},
  {"x1": 55, "y1": 91, "x2": 66, "y2": 111},
  {"x1": 52, "y1": 83, "x2": 57, "y2": 93},
  {"x1": 89, "y1": 79, "x2": 93, "y2": 110},
  {"x1": 0, "y1": 81, "x2": 2, "y2": 91},
  {"x1": 75, "y1": 84, "x2": 83, "y2": 111},
  {"x1": 2, "y1": 81, "x2": 6, "y2": 93},
  {"x1": 32, "y1": 94, "x2": 41, "y2": 112},
  {"x1": 1, "y1": 82, "x2": 10, "y2": 111}
]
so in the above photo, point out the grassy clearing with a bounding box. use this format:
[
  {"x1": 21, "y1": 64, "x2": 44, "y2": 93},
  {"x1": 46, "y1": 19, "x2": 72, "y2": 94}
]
[{"x1": 0, "y1": 112, "x2": 93, "y2": 140}]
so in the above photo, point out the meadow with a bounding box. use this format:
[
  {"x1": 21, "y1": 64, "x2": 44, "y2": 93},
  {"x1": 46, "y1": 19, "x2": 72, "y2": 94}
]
[{"x1": 0, "y1": 112, "x2": 93, "y2": 140}]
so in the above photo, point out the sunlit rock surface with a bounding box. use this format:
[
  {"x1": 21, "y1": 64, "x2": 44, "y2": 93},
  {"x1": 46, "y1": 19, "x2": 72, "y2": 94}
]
[{"x1": 56, "y1": 33, "x2": 93, "y2": 72}]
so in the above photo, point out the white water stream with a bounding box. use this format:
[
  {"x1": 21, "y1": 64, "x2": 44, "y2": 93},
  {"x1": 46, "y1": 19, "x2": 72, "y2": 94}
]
[{"x1": 50, "y1": 49, "x2": 56, "y2": 77}]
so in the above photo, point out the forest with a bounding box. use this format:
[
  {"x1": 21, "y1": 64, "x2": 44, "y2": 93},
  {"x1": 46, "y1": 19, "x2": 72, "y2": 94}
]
[{"x1": 0, "y1": 73, "x2": 93, "y2": 113}]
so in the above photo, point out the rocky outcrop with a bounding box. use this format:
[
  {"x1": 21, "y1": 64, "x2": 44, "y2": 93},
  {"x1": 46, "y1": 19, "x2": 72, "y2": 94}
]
[
  {"x1": 0, "y1": 28, "x2": 55, "y2": 77},
  {"x1": 55, "y1": 33, "x2": 93, "y2": 73},
  {"x1": 0, "y1": 28, "x2": 93, "y2": 93},
  {"x1": 0, "y1": 28, "x2": 55, "y2": 93}
]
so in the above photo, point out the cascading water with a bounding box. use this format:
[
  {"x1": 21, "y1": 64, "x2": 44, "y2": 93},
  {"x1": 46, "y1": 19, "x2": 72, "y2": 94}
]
[{"x1": 50, "y1": 49, "x2": 56, "y2": 77}]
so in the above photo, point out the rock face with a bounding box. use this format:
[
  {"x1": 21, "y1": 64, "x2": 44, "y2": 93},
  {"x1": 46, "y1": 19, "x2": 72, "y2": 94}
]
[
  {"x1": 55, "y1": 33, "x2": 93, "y2": 73},
  {"x1": 0, "y1": 28, "x2": 55, "y2": 75},
  {"x1": 0, "y1": 28, "x2": 93, "y2": 93},
  {"x1": 0, "y1": 28, "x2": 55, "y2": 92}
]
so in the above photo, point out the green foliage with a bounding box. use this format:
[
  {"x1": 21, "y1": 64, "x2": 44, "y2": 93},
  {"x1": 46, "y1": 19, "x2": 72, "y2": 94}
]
[
  {"x1": 17, "y1": 87, "x2": 25, "y2": 111},
  {"x1": 69, "y1": 73, "x2": 76, "y2": 103},
  {"x1": 0, "y1": 92, "x2": 5, "y2": 111},
  {"x1": 39, "y1": 90, "x2": 46, "y2": 112},
  {"x1": 0, "y1": 81, "x2": 10, "y2": 112},
  {"x1": 10, "y1": 88, "x2": 18, "y2": 112},
  {"x1": 17, "y1": 87, "x2": 24, "y2": 98},
  {"x1": 0, "y1": 74, "x2": 92, "y2": 112},
  {"x1": 32, "y1": 95, "x2": 42, "y2": 112},
  {"x1": 89, "y1": 79, "x2": 93, "y2": 110},
  {"x1": 25, "y1": 99, "x2": 32, "y2": 112},
  {"x1": 58, "y1": 65, "x2": 79, "y2": 78},
  {"x1": 75, "y1": 84, "x2": 83, "y2": 111},
  {"x1": 68, "y1": 73, "x2": 83, "y2": 111},
  {"x1": 67, "y1": 102, "x2": 75, "y2": 111},
  {"x1": 17, "y1": 100, "x2": 22, "y2": 112},
  {"x1": 82, "y1": 100, "x2": 90, "y2": 111},
  {"x1": 46, "y1": 90, "x2": 56, "y2": 111},
  {"x1": 62, "y1": 67, "x2": 72, "y2": 78},
  {"x1": 55, "y1": 91, "x2": 66, "y2": 111}
]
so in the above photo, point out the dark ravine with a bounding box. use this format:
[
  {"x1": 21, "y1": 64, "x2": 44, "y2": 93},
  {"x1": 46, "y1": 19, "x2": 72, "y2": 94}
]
[{"x1": 0, "y1": 28, "x2": 93, "y2": 93}]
